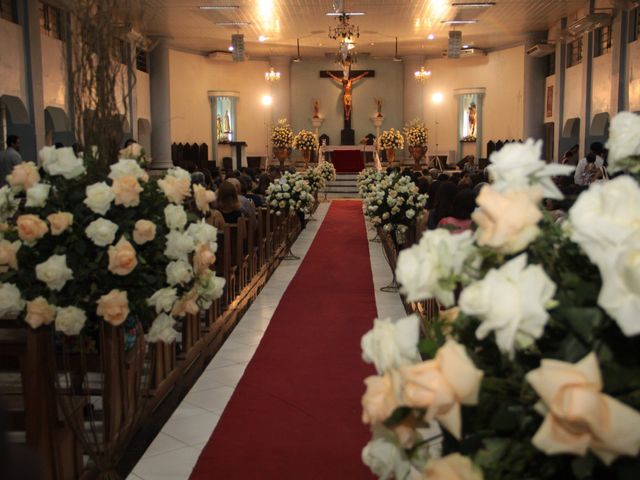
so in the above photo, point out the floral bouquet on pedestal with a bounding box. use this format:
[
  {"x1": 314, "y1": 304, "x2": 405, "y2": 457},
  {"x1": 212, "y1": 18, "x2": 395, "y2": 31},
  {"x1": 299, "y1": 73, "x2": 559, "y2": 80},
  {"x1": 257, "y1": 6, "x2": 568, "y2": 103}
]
[
  {"x1": 403, "y1": 120, "x2": 429, "y2": 148},
  {"x1": 303, "y1": 167, "x2": 326, "y2": 194},
  {"x1": 317, "y1": 160, "x2": 337, "y2": 184},
  {"x1": 266, "y1": 172, "x2": 313, "y2": 217},
  {"x1": 357, "y1": 168, "x2": 384, "y2": 198},
  {"x1": 292, "y1": 130, "x2": 319, "y2": 151},
  {"x1": 378, "y1": 128, "x2": 405, "y2": 151},
  {"x1": 271, "y1": 119, "x2": 294, "y2": 150},
  {"x1": 359, "y1": 112, "x2": 640, "y2": 480},
  {"x1": 0, "y1": 147, "x2": 225, "y2": 343}
]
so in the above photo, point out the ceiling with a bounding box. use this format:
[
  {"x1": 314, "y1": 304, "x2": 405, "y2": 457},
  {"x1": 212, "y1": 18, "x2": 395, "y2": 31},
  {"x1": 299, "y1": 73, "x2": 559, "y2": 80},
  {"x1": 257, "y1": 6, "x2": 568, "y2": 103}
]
[{"x1": 136, "y1": 0, "x2": 589, "y2": 59}]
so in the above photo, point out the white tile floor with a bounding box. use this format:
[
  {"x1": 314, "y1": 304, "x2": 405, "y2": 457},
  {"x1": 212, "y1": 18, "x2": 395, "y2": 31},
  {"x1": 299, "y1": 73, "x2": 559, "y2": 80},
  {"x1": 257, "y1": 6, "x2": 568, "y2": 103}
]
[{"x1": 129, "y1": 201, "x2": 407, "y2": 480}]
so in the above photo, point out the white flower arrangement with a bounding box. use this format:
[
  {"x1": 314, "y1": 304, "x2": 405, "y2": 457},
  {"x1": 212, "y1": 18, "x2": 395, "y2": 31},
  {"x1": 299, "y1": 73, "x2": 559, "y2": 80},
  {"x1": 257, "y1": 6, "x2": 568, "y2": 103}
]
[
  {"x1": 266, "y1": 172, "x2": 313, "y2": 216},
  {"x1": 378, "y1": 128, "x2": 405, "y2": 151},
  {"x1": 119, "y1": 142, "x2": 150, "y2": 168},
  {"x1": 302, "y1": 167, "x2": 326, "y2": 193},
  {"x1": 403, "y1": 120, "x2": 429, "y2": 148},
  {"x1": 606, "y1": 111, "x2": 640, "y2": 174},
  {"x1": 317, "y1": 161, "x2": 337, "y2": 183},
  {"x1": 271, "y1": 118, "x2": 294, "y2": 149},
  {"x1": 0, "y1": 148, "x2": 224, "y2": 342},
  {"x1": 361, "y1": 111, "x2": 640, "y2": 480},
  {"x1": 292, "y1": 130, "x2": 319, "y2": 151}
]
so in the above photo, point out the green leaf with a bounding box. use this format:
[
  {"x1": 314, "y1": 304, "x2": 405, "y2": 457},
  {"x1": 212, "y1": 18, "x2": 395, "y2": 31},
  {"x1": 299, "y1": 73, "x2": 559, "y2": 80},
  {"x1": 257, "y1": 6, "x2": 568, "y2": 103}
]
[
  {"x1": 418, "y1": 339, "x2": 439, "y2": 359},
  {"x1": 474, "y1": 437, "x2": 509, "y2": 468},
  {"x1": 557, "y1": 307, "x2": 603, "y2": 343},
  {"x1": 571, "y1": 455, "x2": 595, "y2": 479}
]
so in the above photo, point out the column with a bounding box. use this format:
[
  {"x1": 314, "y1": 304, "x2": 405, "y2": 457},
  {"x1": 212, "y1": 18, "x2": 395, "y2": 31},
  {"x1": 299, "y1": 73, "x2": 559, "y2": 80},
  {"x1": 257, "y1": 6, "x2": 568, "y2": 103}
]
[
  {"x1": 523, "y1": 39, "x2": 547, "y2": 142},
  {"x1": 150, "y1": 38, "x2": 172, "y2": 169},
  {"x1": 20, "y1": 0, "x2": 45, "y2": 161},
  {"x1": 580, "y1": 0, "x2": 595, "y2": 151},
  {"x1": 553, "y1": 18, "x2": 567, "y2": 162},
  {"x1": 402, "y1": 55, "x2": 425, "y2": 125},
  {"x1": 610, "y1": 7, "x2": 629, "y2": 112},
  {"x1": 269, "y1": 56, "x2": 291, "y2": 124}
]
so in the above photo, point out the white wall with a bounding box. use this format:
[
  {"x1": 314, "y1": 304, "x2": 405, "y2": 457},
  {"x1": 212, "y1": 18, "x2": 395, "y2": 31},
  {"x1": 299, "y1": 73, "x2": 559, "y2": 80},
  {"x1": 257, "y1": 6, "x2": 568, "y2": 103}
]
[
  {"x1": 563, "y1": 63, "x2": 584, "y2": 120},
  {"x1": 421, "y1": 46, "x2": 526, "y2": 157},
  {"x1": 0, "y1": 19, "x2": 28, "y2": 104},
  {"x1": 168, "y1": 50, "x2": 271, "y2": 157},
  {"x1": 41, "y1": 34, "x2": 66, "y2": 109},
  {"x1": 591, "y1": 52, "x2": 612, "y2": 116},
  {"x1": 136, "y1": 69, "x2": 151, "y2": 121},
  {"x1": 629, "y1": 39, "x2": 640, "y2": 112},
  {"x1": 290, "y1": 58, "x2": 404, "y2": 146}
]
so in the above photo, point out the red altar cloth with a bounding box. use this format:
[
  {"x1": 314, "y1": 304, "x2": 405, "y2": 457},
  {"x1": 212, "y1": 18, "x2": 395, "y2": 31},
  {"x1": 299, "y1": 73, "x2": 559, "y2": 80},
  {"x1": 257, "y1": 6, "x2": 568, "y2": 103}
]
[{"x1": 331, "y1": 149, "x2": 365, "y2": 173}]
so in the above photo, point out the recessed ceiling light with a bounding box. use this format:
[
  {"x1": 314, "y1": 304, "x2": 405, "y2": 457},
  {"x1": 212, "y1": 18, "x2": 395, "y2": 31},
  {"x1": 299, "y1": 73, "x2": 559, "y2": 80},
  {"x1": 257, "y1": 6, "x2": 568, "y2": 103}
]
[
  {"x1": 325, "y1": 12, "x2": 365, "y2": 16},
  {"x1": 451, "y1": 2, "x2": 496, "y2": 7},
  {"x1": 199, "y1": 5, "x2": 240, "y2": 10},
  {"x1": 259, "y1": 35, "x2": 268, "y2": 42},
  {"x1": 427, "y1": 33, "x2": 435, "y2": 40},
  {"x1": 463, "y1": 44, "x2": 469, "y2": 48},
  {"x1": 370, "y1": 42, "x2": 375, "y2": 46},
  {"x1": 228, "y1": 45, "x2": 234, "y2": 51},
  {"x1": 441, "y1": 20, "x2": 478, "y2": 24},
  {"x1": 215, "y1": 21, "x2": 251, "y2": 26}
]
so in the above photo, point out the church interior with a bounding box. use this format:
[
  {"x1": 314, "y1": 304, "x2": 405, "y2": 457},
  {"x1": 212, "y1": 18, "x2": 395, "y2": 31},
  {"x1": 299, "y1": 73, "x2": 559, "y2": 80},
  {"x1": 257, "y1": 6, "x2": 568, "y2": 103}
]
[{"x1": 1, "y1": 1, "x2": 640, "y2": 479}]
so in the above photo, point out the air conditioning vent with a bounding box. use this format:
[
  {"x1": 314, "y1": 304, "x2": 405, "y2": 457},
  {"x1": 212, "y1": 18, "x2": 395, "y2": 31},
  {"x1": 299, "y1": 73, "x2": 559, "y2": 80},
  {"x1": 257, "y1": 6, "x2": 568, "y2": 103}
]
[
  {"x1": 526, "y1": 43, "x2": 556, "y2": 57},
  {"x1": 567, "y1": 13, "x2": 611, "y2": 37}
]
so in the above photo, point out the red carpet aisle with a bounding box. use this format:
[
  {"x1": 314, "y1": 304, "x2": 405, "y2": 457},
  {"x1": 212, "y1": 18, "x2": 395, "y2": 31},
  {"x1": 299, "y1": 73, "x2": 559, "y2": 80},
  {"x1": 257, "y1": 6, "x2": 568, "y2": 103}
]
[{"x1": 190, "y1": 201, "x2": 376, "y2": 479}]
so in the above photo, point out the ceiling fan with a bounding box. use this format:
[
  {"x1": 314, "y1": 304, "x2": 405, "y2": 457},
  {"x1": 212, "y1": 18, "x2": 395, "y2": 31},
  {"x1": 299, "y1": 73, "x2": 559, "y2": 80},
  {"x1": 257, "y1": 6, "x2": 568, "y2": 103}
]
[
  {"x1": 393, "y1": 37, "x2": 403, "y2": 62},
  {"x1": 293, "y1": 38, "x2": 302, "y2": 62}
]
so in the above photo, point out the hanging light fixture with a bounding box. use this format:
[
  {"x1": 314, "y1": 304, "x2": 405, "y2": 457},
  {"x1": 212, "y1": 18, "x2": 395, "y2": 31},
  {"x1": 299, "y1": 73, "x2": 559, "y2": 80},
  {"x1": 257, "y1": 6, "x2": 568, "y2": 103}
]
[
  {"x1": 414, "y1": 66, "x2": 432, "y2": 82},
  {"x1": 265, "y1": 67, "x2": 281, "y2": 82}
]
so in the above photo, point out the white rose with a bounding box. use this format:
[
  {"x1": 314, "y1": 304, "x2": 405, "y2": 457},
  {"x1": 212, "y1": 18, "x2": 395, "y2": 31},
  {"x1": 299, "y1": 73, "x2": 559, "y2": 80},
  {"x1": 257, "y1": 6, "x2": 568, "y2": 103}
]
[
  {"x1": 459, "y1": 254, "x2": 556, "y2": 358},
  {"x1": 406, "y1": 209, "x2": 415, "y2": 219},
  {"x1": 596, "y1": 246, "x2": 640, "y2": 337},
  {"x1": 361, "y1": 315, "x2": 421, "y2": 374},
  {"x1": 84, "y1": 182, "x2": 115, "y2": 215},
  {"x1": 35, "y1": 254, "x2": 74, "y2": 291},
  {"x1": 186, "y1": 220, "x2": 218, "y2": 251},
  {"x1": 0, "y1": 186, "x2": 18, "y2": 223},
  {"x1": 25, "y1": 183, "x2": 51, "y2": 208},
  {"x1": 396, "y1": 229, "x2": 479, "y2": 307},
  {"x1": 85, "y1": 218, "x2": 118, "y2": 247},
  {"x1": 606, "y1": 111, "x2": 640, "y2": 173},
  {"x1": 164, "y1": 230, "x2": 196, "y2": 261},
  {"x1": 362, "y1": 430, "x2": 414, "y2": 480},
  {"x1": 42, "y1": 147, "x2": 86, "y2": 179},
  {"x1": 166, "y1": 166, "x2": 192, "y2": 182},
  {"x1": 147, "y1": 287, "x2": 178, "y2": 313},
  {"x1": 108, "y1": 159, "x2": 145, "y2": 180},
  {"x1": 488, "y1": 139, "x2": 574, "y2": 200},
  {"x1": 164, "y1": 204, "x2": 187, "y2": 231},
  {"x1": 166, "y1": 260, "x2": 194, "y2": 286},
  {"x1": 0, "y1": 283, "x2": 25, "y2": 317},
  {"x1": 569, "y1": 176, "x2": 640, "y2": 264},
  {"x1": 147, "y1": 313, "x2": 178, "y2": 343},
  {"x1": 196, "y1": 271, "x2": 226, "y2": 308},
  {"x1": 55, "y1": 306, "x2": 87, "y2": 335}
]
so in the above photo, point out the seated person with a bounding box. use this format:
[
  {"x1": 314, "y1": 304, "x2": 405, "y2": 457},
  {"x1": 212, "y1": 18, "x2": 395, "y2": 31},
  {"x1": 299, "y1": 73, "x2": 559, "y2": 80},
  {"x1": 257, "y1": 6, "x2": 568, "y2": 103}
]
[
  {"x1": 227, "y1": 177, "x2": 257, "y2": 232},
  {"x1": 438, "y1": 189, "x2": 476, "y2": 233},
  {"x1": 216, "y1": 180, "x2": 245, "y2": 225},
  {"x1": 241, "y1": 174, "x2": 263, "y2": 208}
]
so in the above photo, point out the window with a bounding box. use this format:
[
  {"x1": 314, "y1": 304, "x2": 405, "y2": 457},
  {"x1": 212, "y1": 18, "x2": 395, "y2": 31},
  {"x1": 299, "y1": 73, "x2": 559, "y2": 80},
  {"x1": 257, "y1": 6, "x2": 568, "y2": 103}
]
[
  {"x1": 0, "y1": 0, "x2": 17, "y2": 23},
  {"x1": 630, "y1": 7, "x2": 639, "y2": 43},
  {"x1": 546, "y1": 52, "x2": 556, "y2": 77},
  {"x1": 594, "y1": 25, "x2": 612, "y2": 57},
  {"x1": 136, "y1": 48, "x2": 148, "y2": 73},
  {"x1": 567, "y1": 38, "x2": 583, "y2": 68},
  {"x1": 39, "y1": 2, "x2": 63, "y2": 40}
]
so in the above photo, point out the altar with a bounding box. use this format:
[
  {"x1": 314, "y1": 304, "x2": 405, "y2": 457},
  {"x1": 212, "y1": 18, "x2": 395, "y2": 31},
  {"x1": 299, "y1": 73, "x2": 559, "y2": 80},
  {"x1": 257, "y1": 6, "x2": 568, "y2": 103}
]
[{"x1": 319, "y1": 145, "x2": 376, "y2": 173}]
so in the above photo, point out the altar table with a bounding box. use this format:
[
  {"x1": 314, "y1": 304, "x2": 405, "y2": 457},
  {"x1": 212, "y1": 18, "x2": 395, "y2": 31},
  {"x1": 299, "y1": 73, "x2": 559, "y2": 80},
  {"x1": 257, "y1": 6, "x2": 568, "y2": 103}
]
[{"x1": 318, "y1": 145, "x2": 376, "y2": 173}]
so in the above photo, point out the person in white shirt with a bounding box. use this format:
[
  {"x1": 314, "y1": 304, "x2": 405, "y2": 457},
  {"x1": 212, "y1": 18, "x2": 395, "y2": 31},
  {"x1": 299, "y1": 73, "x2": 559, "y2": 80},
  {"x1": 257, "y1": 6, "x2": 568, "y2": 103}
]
[{"x1": 574, "y1": 142, "x2": 605, "y2": 185}]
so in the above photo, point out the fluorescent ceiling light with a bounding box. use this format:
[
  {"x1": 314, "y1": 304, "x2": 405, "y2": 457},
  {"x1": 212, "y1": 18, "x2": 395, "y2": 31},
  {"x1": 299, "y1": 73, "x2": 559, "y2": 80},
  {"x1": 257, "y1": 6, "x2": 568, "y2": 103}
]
[
  {"x1": 325, "y1": 12, "x2": 365, "y2": 16},
  {"x1": 451, "y1": 2, "x2": 496, "y2": 6},
  {"x1": 199, "y1": 5, "x2": 240, "y2": 10},
  {"x1": 441, "y1": 20, "x2": 478, "y2": 24},
  {"x1": 215, "y1": 21, "x2": 251, "y2": 26}
]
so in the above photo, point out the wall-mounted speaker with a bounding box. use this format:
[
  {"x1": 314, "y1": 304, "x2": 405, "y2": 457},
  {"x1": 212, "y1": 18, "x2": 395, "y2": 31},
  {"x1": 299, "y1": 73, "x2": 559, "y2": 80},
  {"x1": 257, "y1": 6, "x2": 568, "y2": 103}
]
[
  {"x1": 231, "y1": 34, "x2": 245, "y2": 61},
  {"x1": 448, "y1": 31, "x2": 462, "y2": 59}
]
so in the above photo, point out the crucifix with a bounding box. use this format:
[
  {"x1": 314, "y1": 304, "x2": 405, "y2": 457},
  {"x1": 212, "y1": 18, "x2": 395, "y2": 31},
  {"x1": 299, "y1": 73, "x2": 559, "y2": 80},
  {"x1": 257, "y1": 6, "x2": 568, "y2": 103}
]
[{"x1": 321, "y1": 68, "x2": 375, "y2": 145}]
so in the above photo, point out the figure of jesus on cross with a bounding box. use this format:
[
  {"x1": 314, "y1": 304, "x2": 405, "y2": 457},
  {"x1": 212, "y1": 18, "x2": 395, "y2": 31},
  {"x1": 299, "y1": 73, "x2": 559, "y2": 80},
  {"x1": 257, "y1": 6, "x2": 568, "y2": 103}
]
[{"x1": 325, "y1": 70, "x2": 369, "y2": 122}]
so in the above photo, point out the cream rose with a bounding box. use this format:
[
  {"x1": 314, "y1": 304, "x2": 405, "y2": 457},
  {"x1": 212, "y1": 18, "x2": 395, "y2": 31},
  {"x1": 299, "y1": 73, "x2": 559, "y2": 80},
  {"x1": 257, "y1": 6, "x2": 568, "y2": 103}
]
[
  {"x1": 0, "y1": 283, "x2": 25, "y2": 317},
  {"x1": 399, "y1": 339, "x2": 483, "y2": 439},
  {"x1": 7, "y1": 162, "x2": 40, "y2": 190},
  {"x1": 166, "y1": 166, "x2": 192, "y2": 182},
  {"x1": 147, "y1": 287, "x2": 178, "y2": 313},
  {"x1": 47, "y1": 212, "x2": 73, "y2": 235},
  {"x1": 25, "y1": 183, "x2": 51, "y2": 208},
  {"x1": 17, "y1": 214, "x2": 48, "y2": 245},
  {"x1": 362, "y1": 428, "x2": 415, "y2": 480},
  {"x1": 423, "y1": 453, "x2": 483, "y2": 480},
  {"x1": 164, "y1": 230, "x2": 196, "y2": 261},
  {"x1": 193, "y1": 242, "x2": 216, "y2": 276},
  {"x1": 41, "y1": 147, "x2": 85, "y2": 179},
  {"x1": 194, "y1": 184, "x2": 216, "y2": 213},
  {"x1": 361, "y1": 315, "x2": 421, "y2": 374},
  {"x1": 96, "y1": 289, "x2": 129, "y2": 326},
  {"x1": 147, "y1": 313, "x2": 178, "y2": 343},
  {"x1": 166, "y1": 260, "x2": 194, "y2": 286},
  {"x1": 164, "y1": 204, "x2": 187, "y2": 230},
  {"x1": 0, "y1": 239, "x2": 20, "y2": 272},
  {"x1": 107, "y1": 237, "x2": 138, "y2": 276},
  {"x1": 362, "y1": 372, "x2": 399, "y2": 425},
  {"x1": 186, "y1": 221, "x2": 218, "y2": 251},
  {"x1": 396, "y1": 229, "x2": 479, "y2": 307},
  {"x1": 108, "y1": 158, "x2": 145, "y2": 180},
  {"x1": 526, "y1": 352, "x2": 640, "y2": 465},
  {"x1": 473, "y1": 185, "x2": 543, "y2": 254},
  {"x1": 25, "y1": 297, "x2": 56, "y2": 329},
  {"x1": 112, "y1": 175, "x2": 143, "y2": 207},
  {"x1": 35, "y1": 254, "x2": 74, "y2": 291},
  {"x1": 459, "y1": 254, "x2": 556, "y2": 357},
  {"x1": 55, "y1": 306, "x2": 87, "y2": 335},
  {"x1": 85, "y1": 218, "x2": 118, "y2": 247},
  {"x1": 196, "y1": 272, "x2": 225, "y2": 308},
  {"x1": 84, "y1": 182, "x2": 115, "y2": 215},
  {"x1": 171, "y1": 289, "x2": 199, "y2": 318},
  {"x1": 158, "y1": 175, "x2": 191, "y2": 204},
  {"x1": 133, "y1": 219, "x2": 156, "y2": 245}
]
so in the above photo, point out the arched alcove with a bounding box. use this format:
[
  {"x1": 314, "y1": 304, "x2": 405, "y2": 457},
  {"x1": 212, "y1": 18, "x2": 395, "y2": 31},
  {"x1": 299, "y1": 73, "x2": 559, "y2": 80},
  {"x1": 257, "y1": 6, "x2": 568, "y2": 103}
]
[
  {"x1": 0, "y1": 95, "x2": 36, "y2": 161},
  {"x1": 44, "y1": 106, "x2": 74, "y2": 147}
]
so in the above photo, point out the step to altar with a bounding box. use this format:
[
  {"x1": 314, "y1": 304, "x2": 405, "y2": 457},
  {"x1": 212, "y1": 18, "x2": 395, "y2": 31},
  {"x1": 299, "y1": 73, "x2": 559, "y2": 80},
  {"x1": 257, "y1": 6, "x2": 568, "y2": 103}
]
[{"x1": 325, "y1": 173, "x2": 358, "y2": 196}]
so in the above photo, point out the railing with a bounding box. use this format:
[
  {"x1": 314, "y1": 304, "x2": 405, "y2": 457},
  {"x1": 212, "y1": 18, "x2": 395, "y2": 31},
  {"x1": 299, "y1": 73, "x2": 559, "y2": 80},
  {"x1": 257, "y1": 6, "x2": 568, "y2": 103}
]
[{"x1": 1, "y1": 201, "x2": 317, "y2": 479}]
